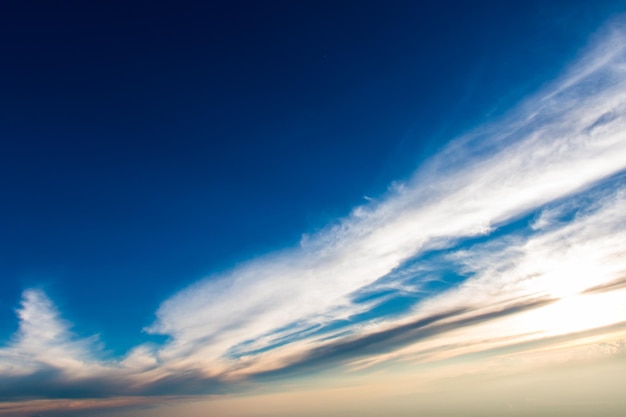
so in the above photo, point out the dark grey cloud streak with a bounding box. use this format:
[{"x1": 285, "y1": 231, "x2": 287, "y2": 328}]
[{"x1": 254, "y1": 297, "x2": 557, "y2": 380}]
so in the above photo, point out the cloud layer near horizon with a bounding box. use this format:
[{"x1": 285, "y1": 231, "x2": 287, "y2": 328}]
[{"x1": 2, "y1": 23, "x2": 626, "y2": 415}]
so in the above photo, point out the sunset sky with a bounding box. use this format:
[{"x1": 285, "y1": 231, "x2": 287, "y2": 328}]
[{"x1": 1, "y1": 2, "x2": 626, "y2": 416}]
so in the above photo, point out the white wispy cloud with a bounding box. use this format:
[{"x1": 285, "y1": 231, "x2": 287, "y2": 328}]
[
  {"x1": 144, "y1": 25, "x2": 626, "y2": 376},
  {"x1": 0, "y1": 289, "x2": 100, "y2": 377},
  {"x1": 337, "y1": 182, "x2": 626, "y2": 370}
]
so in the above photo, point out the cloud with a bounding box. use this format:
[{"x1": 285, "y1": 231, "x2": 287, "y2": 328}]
[
  {"x1": 2, "y1": 20, "x2": 626, "y2": 410},
  {"x1": 0, "y1": 292, "x2": 231, "y2": 402},
  {"x1": 251, "y1": 297, "x2": 557, "y2": 379},
  {"x1": 583, "y1": 276, "x2": 626, "y2": 294},
  {"x1": 145, "y1": 24, "x2": 626, "y2": 378},
  {"x1": 0, "y1": 289, "x2": 101, "y2": 379}
]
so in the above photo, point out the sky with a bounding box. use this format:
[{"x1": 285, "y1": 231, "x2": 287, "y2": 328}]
[{"x1": 1, "y1": 1, "x2": 626, "y2": 416}]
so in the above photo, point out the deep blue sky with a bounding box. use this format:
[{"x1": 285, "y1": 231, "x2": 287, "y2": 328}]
[{"x1": 0, "y1": 0, "x2": 622, "y2": 356}]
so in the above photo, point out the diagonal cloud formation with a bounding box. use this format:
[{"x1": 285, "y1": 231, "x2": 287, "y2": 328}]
[
  {"x1": 1, "y1": 21, "x2": 626, "y2": 405},
  {"x1": 146, "y1": 25, "x2": 626, "y2": 377}
]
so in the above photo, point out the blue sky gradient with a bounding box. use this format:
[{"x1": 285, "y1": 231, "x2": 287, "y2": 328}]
[{"x1": 1, "y1": 2, "x2": 626, "y2": 416}]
